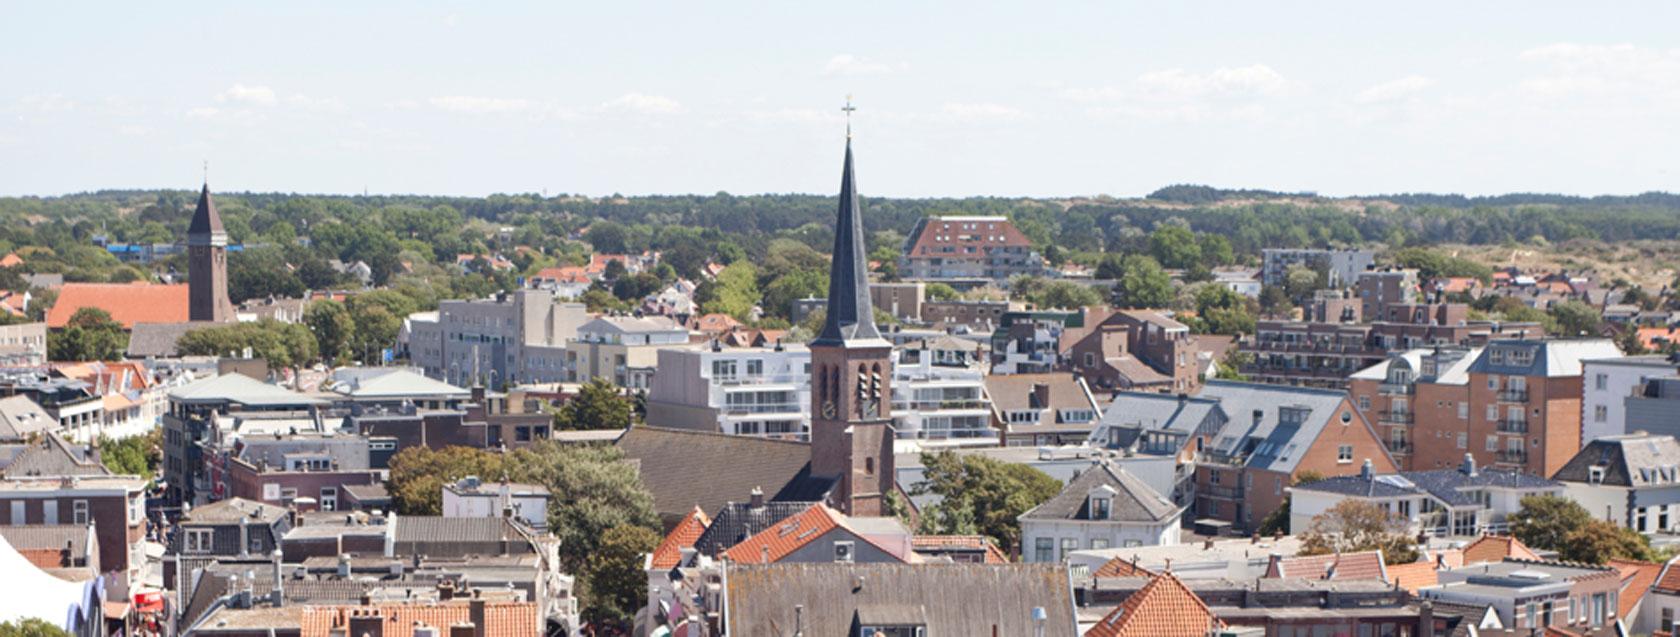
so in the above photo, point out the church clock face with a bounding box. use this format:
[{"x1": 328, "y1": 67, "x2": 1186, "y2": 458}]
[{"x1": 821, "y1": 399, "x2": 836, "y2": 419}]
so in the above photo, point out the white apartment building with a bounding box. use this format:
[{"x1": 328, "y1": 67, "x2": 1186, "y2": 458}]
[
  {"x1": 1581, "y1": 355, "x2": 1680, "y2": 446},
  {"x1": 891, "y1": 337, "x2": 995, "y2": 445},
  {"x1": 644, "y1": 343, "x2": 812, "y2": 439},
  {"x1": 404, "y1": 290, "x2": 591, "y2": 386},
  {"x1": 564, "y1": 316, "x2": 691, "y2": 390}
]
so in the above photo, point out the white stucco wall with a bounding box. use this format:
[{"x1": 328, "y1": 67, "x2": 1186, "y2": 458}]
[{"x1": 1021, "y1": 515, "x2": 1182, "y2": 563}]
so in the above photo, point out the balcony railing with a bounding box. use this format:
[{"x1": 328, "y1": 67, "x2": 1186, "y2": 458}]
[
  {"x1": 1496, "y1": 419, "x2": 1529, "y2": 434},
  {"x1": 893, "y1": 399, "x2": 989, "y2": 412},
  {"x1": 1385, "y1": 440, "x2": 1414, "y2": 454},
  {"x1": 1201, "y1": 485, "x2": 1242, "y2": 499},
  {"x1": 1497, "y1": 389, "x2": 1529, "y2": 402},
  {"x1": 722, "y1": 403, "x2": 804, "y2": 415},
  {"x1": 1378, "y1": 382, "x2": 1415, "y2": 395},
  {"x1": 1496, "y1": 449, "x2": 1529, "y2": 464},
  {"x1": 1380, "y1": 411, "x2": 1414, "y2": 425}
]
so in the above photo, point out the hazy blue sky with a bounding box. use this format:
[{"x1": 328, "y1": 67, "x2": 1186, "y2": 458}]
[{"x1": 3, "y1": 2, "x2": 1677, "y2": 198}]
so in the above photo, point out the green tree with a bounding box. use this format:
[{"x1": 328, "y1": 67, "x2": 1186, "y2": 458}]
[
  {"x1": 1284, "y1": 264, "x2": 1326, "y2": 300},
  {"x1": 911, "y1": 452, "x2": 1060, "y2": 554},
  {"x1": 386, "y1": 446, "x2": 505, "y2": 515},
  {"x1": 701, "y1": 262, "x2": 760, "y2": 321},
  {"x1": 1558, "y1": 519, "x2": 1652, "y2": 564},
  {"x1": 760, "y1": 268, "x2": 828, "y2": 322},
  {"x1": 1148, "y1": 224, "x2": 1201, "y2": 269},
  {"x1": 98, "y1": 428, "x2": 162, "y2": 484},
  {"x1": 1298, "y1": 499, "x2": 1419, "y2": 565},
  {"x1": 553, "y1": 378, "x2": 637, "y2": 430},
  {"x1": 176, "y1": 320, "x2": 319, "y2": 375},
  {"x1": 48, "y1": 307, "x2": 128, "y2": 361},
  {"x1": 304, "y1": 300, "x2": 356, "y2": 365},
  {"x1": 1508, "y1": 494, "x2": 1593, "y2": 551},
  {"x1": 502, "y1": 442, "x2": 659, "y2": 570},
  {"x1": 1029, "y1": 280, "x2": 1104, "y2": 310},
  {"x1": 1193, "y1": 285, "x2": 1256, "y2": 336},
  {"x1": 1197, "y1": 233, "x2": 1235, "y2": 266},
  {"x1": 0, "y1": 619, "x2": 71, "y2": 637},
  {"x1": 1112, "y1": 255, "x2": 1174, "y2": 309},
  {"x1": 1617, "y1": 327, "x2": 1650, "y2": 355},
  {"x1": 582, "y1": 525, "x2": 661, "y2": 629},
  {"x1": 925, "y1": 282, "x2": 960, "y2": 301},
  {"x1": 1548, "y1": 300, "x2": 1603, "y2": 337}
]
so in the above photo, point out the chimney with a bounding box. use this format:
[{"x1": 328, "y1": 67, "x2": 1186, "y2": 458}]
[
  {"x1": 338, "y1": 553, "x2": 352, "y2": 579},
  {"x1": 437, "y1": 580, "x2": 455, "y2": 602},
  {"x1": 1029, "y1": 383, "x2": 1051, "y2": 409},
  {"x1": 1419, "y1": 601, "x2": 1435, "y2": 637},
  {"x1": 469, "y1": 599, "x2": 487, "y2": 637},
  {"x1": 470, "y1": 384, "x2": 486, "y2": 405},
  {"x1": 413, "y1": 624, "x2": 439, "y2": 637},
  {"x1": 271, "y1": 549, "x2": 284, "y2": 607},
  {"x1": 448, "y1": 624, "x2": 474, "y2": 637},
  {"x1": 1460, "y1": 453, "x2": 1477, "y2": 477},
  {"x1": 348, "y1": 609, "x2": 384, "y2": 637},
  {"x1": 749, "y1": 487, "x2": 765, "y2": 509},
  {"x1": 1360, "y1": 459, "x2": 1374, "y2": 480},
  {"x1": 1266, "y1": 553, "x2": 1284, "y2": 576}
]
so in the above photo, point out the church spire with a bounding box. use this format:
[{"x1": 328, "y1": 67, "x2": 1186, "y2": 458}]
[
  {"x1": 188, "y1": 182, "x2": 226, "y2": 242},
  {"x1": 813, "y1": 129, "x2": 881, "y2": 346}
]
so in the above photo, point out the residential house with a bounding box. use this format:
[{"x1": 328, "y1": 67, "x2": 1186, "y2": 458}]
[
  {"x1": 563, "y1": 315, "x2": 689, "y2": 389},
  {"x1": 0, "y1": 395, "x2": 55, "y2": 442},
  {"x1": 1019, "y1": 460, "x2": 1184, "y2": 562},
  {"x1": 720, "y1": 563, "x2": 1076, "y2": 636},
  {"x1": 721, "y1": 503, "x2": 912, "y2": 564},
  {"x1": 644, "y1": 342, "x2": 812, "y2": 440},
  {"x1": 984, "y1": 372, "x2": 1103, "y2": 446},
  {"x1": 1083, "y1": 572, "x2": 1221, "y2": 637},
  {"x1": 0, "y1": 322, "x2": 46, "y2": 366},
  {"x1": 221, "y1": 433, "x2": 381, "y2": 512},
  {"x1": 899, "y1": 215, "x2": 1046, "y2": 282},
  {"x1": 1554, "y1": 434, "x2": 1680, "y2": 534},
  {"x1": 890, "y1": 336, "x2": 994, "y2": 445},
  {"x1": 0, "y1": 472, "x2": 147, "y2": 587},
  {"x1": 162, "y1": 497, "x2": 291, "y2": 594},
  {"x1": 441, "y1": 476, "x2": 550, "y2": 531},
  {"x1": 1288, "y1": 455, "x2": 1562, "y2": 536},
  {"x1": 989, "y1": 309, "x2": 1082, "y2": 374},
  {"x1": 527, "y1": 266, "x2": 591, "y2": 300},
  {"x1": 1584, "y1": 356, "x2": 1680, "y2": 442},
  {"x1": 1064, "y1": 309, "x2": 1202, "y2": 394},
  {"x1": 1421, "y1": 559, "x2": 1624, "y2": 631}
]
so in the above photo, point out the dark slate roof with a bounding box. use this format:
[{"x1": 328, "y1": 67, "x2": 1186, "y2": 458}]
[
  {"x1": 188, "y1": 183, "x2": 226, "y2": 236},
  {"x1": 725, "y1": 563, "x2": 1076, "y2": 637},
  {"x1": 615, "y1": 426, "x2": 833, "y2": 526},
  {"x1": 1200, "y1": 380, "x2": 1379, "y2": 474},
  {"x1": 1096, "y1": 392, "x2": 1225, "y2": 443},
  {"x1": 184, "y1": 497, "x2": 288, "y2": 525},
  {"x1": 0, "y1": 524, "x2": 90, "y2": 554},
  {"x1": 0, "y1": 435, "x2": 111, "y2": 478},
  {"x1": 1294, "y1": 465, "x2": 1560, "y2": 507},
  {"x1": 1552, "y1": 434, "x2": 1680, "y2": 487},
  {"x1": 1465, "y1": 339, "x2": 1622, "y2": 377},
  {"x1": 692, "y1": 500, "x2": 817, "y2": 558},
  {"x1": 1019, "y1": 461, "x2": 1180, "y2": 522},
  {"x1": 127, "y1": 321, "x2": 222, "y2": 358},
  {"x1": 393, "y1": 516, "x2": 523, "y2": 544},
  {"x1": 812, "y1": 139, "x2": 883, "y2": 347}
]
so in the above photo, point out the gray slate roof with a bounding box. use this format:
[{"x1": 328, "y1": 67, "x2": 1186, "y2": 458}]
[
  {"x1": 1553, "y1": 434, "x2": 1680, "y2": 487},
  {"x1": 1466, "y1": 339, "x2": 1622, "y2": 377},
  {"x1": 0, "y1": 524, "x2": 90, "y2": 554},
  {"x1": 725, "y1": 562, "x2": 1076, "y2": 637},
  {"x1": 1095, "y1": 392, "x2": 1224, "y2": 447},
  {"x1": 811, "y1": 140, "x2": 884, "y2": 347},
  {"x1": 1294, "y1": 465, "x2": 1560, "y2": 507},
  {"x1": 616, "y1": 426, "x2": 834, "y2": 526},
  {"x1": 183, "y1": 497, "x2": 288, "y2": 525},
  {"x1": 169, "y1": 372, "x2": 323, "y2": 407},
  {"x1": 127, "y1": 321, "x2": 222, "y2": 358},
  {"x1": 692, "y1": 500, "x2": 817, "y2": 558},
  {"x1": 1200, "y1": 380, "x2": 1374, "y2": 474},
  {"x1": 0, "y1": 435, "x2": 111, "y2": 478},
  {"x1": 0, "y1": 395, "x2": 54, "y2": 441},
  {"x1": 1019, "y1": 462, "x2": 1180, "y2": 522}
]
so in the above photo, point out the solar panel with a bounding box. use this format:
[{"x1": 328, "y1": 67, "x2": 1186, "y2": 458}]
[{"x1": 1376, "y1": 475, "x2": 1415, "y2": 489}]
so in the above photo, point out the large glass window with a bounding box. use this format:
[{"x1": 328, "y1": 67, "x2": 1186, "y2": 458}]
[{"x1": 1034, "y1": 538, "x2": 1052, "y2": 562}]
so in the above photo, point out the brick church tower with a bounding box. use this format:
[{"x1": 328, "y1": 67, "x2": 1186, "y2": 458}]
[
  {"x1": 188, "y1": 183, "x2": 236, "y2": 323},
  {"x1": 809, "y1": 134, "x2": 896, "y2": 517}
]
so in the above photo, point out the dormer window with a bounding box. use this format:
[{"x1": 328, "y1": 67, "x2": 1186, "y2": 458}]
[
  {"x1": 1087, "y1": 484, "x2": 1118, "y2": 520},
  {"x1": 1589, "y1": 466, "x2": 1605, "y2": 485}
]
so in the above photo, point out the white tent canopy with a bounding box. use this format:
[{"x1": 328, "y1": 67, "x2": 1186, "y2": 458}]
[{"x1": 0, "y1": 533, "x2": 98, "y2": 631}]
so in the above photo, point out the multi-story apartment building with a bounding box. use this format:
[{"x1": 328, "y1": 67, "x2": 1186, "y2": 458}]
[
  {"x1": 563, "y1": 315, "x2": 690, "y2": 390},
  {"x1": 1348, "y1": 339, "x2": 1622, "y2": 476},
  {"x1": 891, "y1": 336, "x2": 994, "y2": 445},
  {"x1": 162, "y1": 373, "x2": 326, "y2": 506},
  {"x1": 404, "y1": 289, "x2": 590, "y2": 387},
  {"x1": 1064, "y1": 309, "x2": 1202, "y2": 394},
  {"x1": 0, "y1": 322, "x2": 46, "y2": 366},
  {"x1": 1259, "y1": 248, "x2": 1375, "y2": 288},
  {"x1": 644, "y1": 342, "x2": 812, "y2": 439},
  {"x1": 989, "y1": 309, "x2": 1086, "y2": 375},
  {"x1": 1581, "y1": 355, "x2": 1680, "y2": 444},
  {"x1": 1241, "y1": 303, "x2": 1542, "y2": 389},
  {"x1": 0, "y1": 472, "x2": 148, "y2": 588},
  {"x1": 919, "y1": 299, "x2": 1010, "y2": 330},
  {"x1": 1355, "y1": 269, "x2": 1421, "y2": 320},
  {"x1": 899, "y1": 215, "x2": 1046, "y2": 282}
]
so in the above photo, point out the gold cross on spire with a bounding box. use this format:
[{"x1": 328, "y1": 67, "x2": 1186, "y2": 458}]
[{"x1": 842, "y1": 95, "x2": 856, "y2": 139}]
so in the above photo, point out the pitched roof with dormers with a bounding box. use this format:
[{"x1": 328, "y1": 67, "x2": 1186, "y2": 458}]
[
  {"x1": 720, "y1": 503, "x2": 907, "y2": 564},
  {"x1": 649, "y1": 506, "x2": 710, "y2": 570},
  {"x1": 1609, "y1": 558, "x2": 1661, "y2": 618},
  {"x1": 1018, "y1": 461, "x2": 1180, "y2": 523},
  {"x1": 300, "y1": 601, "x2": 537, "y2": 637},
  {"x1": 1266, "y1": 550, "x2": 1387, "y2": 581},
  {"x1": 1085, "y1": 572, "x2": 1220, "y2": 637},
  {"x1": 1462, "y1": 535, "x2": 1541, "y2": 565}
]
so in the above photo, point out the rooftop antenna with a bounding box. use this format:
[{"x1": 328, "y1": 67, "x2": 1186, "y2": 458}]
[
  {"x1": 841, "y1": 95, "x2": 857, "y2": 139},
  {"x1": 202, "y1": 159, "x2": 209, "y2": 184}
]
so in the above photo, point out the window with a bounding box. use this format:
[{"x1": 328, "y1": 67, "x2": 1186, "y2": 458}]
[
  {"x1": 1059, "y1": 538, "x2": 1077, "y2": 561},
  {"x1": 711, "y1": 360, "x2": 737, "y2": 380},
  {"x1": 1090, "y1": 497, "x2": 1111, "y2": 520},
  {"x1": 1358, "y1": 396, "x2": 1370, "y2": 410},
  {"x1": 320, "y1": 487, "x2": 338, "y2": 512},
  {"x1": 1664, "y1": 607, "x2": 1674, "y2": 634},
  {"x1": 1596, "y1": 373, "x2": 1608, "y2": 391},
  {"x1": 9, "y1": 501, "x2": 23, "y2": 525},
  {"x1": 1594, "y1": 405, "x2": 1607, "y2": 423},
  {"x1": 1337, "y1": 445, "x2": 1353, "y2": 463},
  {"x1": 42, "y1": 501, "x2": 57, "y2": 525},
  {"x1": 1457, "y1": 433, "x2": 1468, "y2": 449},
  {"x1": 72, "y1": 500, "x2": 88, "y2": 525},
  {"x1": 1034, "y1": 538, "x2": 1053, "y2": 562},
  {"x1": 185, "y1": 529, "x2": 213, "y2": 553},
  {"x1": 1458, "y1": 402, "x2": 1468, "y2": 419},
  {"x1": 746, "y1": 359, "x2": 764, "y2": 376},
  {"x1": 1486, "y1": 436, "x2": 1498, "y2": 452},
  {"x1": 1091, "y1": 538, "x2": 1110, "y2": 550},
  {"x1": 1485, "y1": 405, "x2": 1496, "y2": 421},
  {"x1": 1083, "y1": 352, "x2": 1095, "y2": 368}
]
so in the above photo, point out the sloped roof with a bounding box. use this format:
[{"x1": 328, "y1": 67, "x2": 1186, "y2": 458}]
[
  {"x1": 1094, "y1": 557, "x2": 1156, "y2": 578},
  {"x1": 693, "y1": 501, "x2": 815, "y2": 559},
  {"x1": 811, "y1": 141, "x2": 884, "y2": 347},
  {"x1": 908, "y1": 535, "x2": 1008, "y2": 564},
  {"x1": 1553, "y1": 434, "x2": 1680, "y2": 487},
  {"x1": 0, "y1": 395, "x2": 54, "y2": 441},
  {"x1": 722, "y1": 503, "x2": 905, "y2": 564},
  {"x1": 188, "y1": 183, "x2": 225, "y2": 236},
  {"x1": 47, "y1": 283, "x2": 190, "y2": 329},
  {"x1": 615, "y1": 426, "x2": 832, "y2": 525},
  {"x1": 393, "y1": 516, "x2": 524, "y2": 544},
  {"x1": 1085, "y1": 572, "x2": 1219, "y2": 637},
  {"x1": 984, "y1": 372, "x2": 1098, "y2": 413},
  {"x1": 0, "y1": 524, "x2": 90, "y2": 555},
  {"x1": 300, "y1": 601, "x2": 537, "y2": 637},
  {"x1": 724, "y1": 562, "x2": 1076, "y2": 636},
  {"x1": 1462, "y1": 535, "x2": 1541, "y2": 565},
  {"x1": 169, "y1": 373, "x2": 322, "y2": 407},
  {"x1": 332, "y1": 369, "x2": 468, "y2": 399},
  {"x1": 0, "y1": 435, "x2": 110, "y2": 478},
  {"x1": 1019, "y1": 462, "x2": 1179, "y2": 523},
  {"x1": 1467, "y1": 339, "x2": 1622, "y2": 377},
  {"x1": 126, "y1": 321, "x2": 221, "y2": 358},
  {"x1": 1608, "y1": 558, "x2": 1661, "y2": 618},
  {"x1": 1267, "y1": 550, "x2": 1387, "y2": 581},
  {"x1": 1386, "y1": 560, "x2": 1439, "y2": 593},
  {"x1": 1200, "y1": 380, "x2": 1372, "y2": 474},
  {"x1": 1293, "y1": 467, "x2": 1560, "y2": 507},
  {"x1": 1653, "y1": 556, "x2": 1680, "y2": 594},
  {"x1": 649, "y1": 506, "x2": 710, "y2": 570}
]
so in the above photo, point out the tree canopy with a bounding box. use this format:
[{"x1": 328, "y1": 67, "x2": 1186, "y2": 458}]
[{"x1": 910, "y1": 451, "x2": 1060, "y2": 554}]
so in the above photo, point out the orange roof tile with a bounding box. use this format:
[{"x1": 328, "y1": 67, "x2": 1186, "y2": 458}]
[
  {"x1": 46, "y1": 283, "x2": 189, "y2": 329},
  {"x1": 1462, "y1": 535, "x2": 1540, "y2": 565},
  {"x1": 909, "y1": 535, "x2": 1009, "y2": 564},
  {"x1": 721, "y1": 503, "x2": 905, "y2": 564},
  {"x1": 1611, "y1": 559, "x2": 1662, "y2": 617},
  {"x1": 1655, "y1": 557, "x2": 1680, "y2": 594},
  {"x1": 1267, "y1": 551, "x2": 1386, "y2": 581},
  {"x1": 533, "y1": 266, "x2": 590, "y2": 284},
  {"x1": 0, "y1": 253, "x2": 22, "y2": 268},
  {"x1": 1386, "y1": 561, "x2": 1438, "y2": 593},
  {"x1": 1086, "y1": 572, "x2": 1220, "y2": 637},
  {"x1": 1094, "y1": 557, "x2": 1157, "y2": 578},
  {"x1": 690, "y1": 313, "x2": 742, "y2": 334},
  {"x1": 300, "y1": 601, "x2": 536, "y2": 637},
  {"x1": 650, "y1": 506, "x2": 711, "y2": 570}
]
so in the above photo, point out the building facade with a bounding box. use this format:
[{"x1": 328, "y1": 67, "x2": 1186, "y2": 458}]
[
  {"x1": 404, "y1": 290, "x2": 591, "y2": 387},
  {"x1": 899, "y1": 215, "x2": 1046, "y2": 282}
]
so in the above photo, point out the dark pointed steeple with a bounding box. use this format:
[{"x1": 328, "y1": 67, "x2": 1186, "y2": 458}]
[
  {"x1": 813, "y1": 139, "x2": 882, "y2": 346},
  {"x1": 187, "y1": 183, "x2": 227, "y2": 243}
]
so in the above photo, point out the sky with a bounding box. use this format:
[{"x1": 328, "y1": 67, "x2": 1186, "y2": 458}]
[{"x1": 2, "y1": 2, "x2": 1678, "y2": 199}]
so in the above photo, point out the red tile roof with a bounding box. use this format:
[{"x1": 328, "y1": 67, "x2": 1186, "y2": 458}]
[
  {"x1": 909, "y1": 535, "x2": 1009, "y2": 564},
  {"x1": 1462, "y1": 535, "x2": 1540, "y2": 565},
  {"x1": 906, "y1": 216, "x2": 1035, "y2": 258},
  {"x1": 1654, "y1": 557, "x2": 1680, "y2": 594},
  {"x1": 300, "y1": 601, "x2": 536, "y2": 637},
  {"x1": 1086, "y1": 572, "x2": 1220, "y2": 637},
  {"x1": 650, "y1": 506, "x2": 710, "y2": 570},
  {"x1": 1610, "y1": 559, "x2": 1662, "y2": 618},
  {"x1": 1267, "y1": 550, "x2": 1386, "y2": 581},
  {"x1": 533, "y1": 266, "x2": 589, "y2": 284},
  {"x1": 46, "y1": 283, "x2": 189, "y2": 329},
  {"x1": 587, "y1": 253, "x2": 630, "y2": 274},
  {"x1": 0, "y1": 253, "x2": 21, "y2": 268},
  {"x1": 689, "y1": 313, "x2": 742, "y2": 334},
  {"x1": 1094, "y1": 557, "x2": 1157, "y2": 578},
  {"x1": 721, "y1": 503, "x2": 905, "y2": 564},
  {"x1": 1386, "y1": 561, "x2": 1438, "y2": 593}
]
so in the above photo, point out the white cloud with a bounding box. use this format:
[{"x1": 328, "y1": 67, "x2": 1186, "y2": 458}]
[
  {"x1": 428, "y1": 95, "x2": 533, "y2": 113},
  {"x1": 939, "y1": 102, "x2": 1026, "y2": 123},
  {"x1": 601, "y1": 93, "x2": 684, "y2": 115},
  {"x1": 1517, "y1": 43, "x2": 1680, "y2": 99},
  {"x1": 217, "y1": 83, "x2": 277, "y2": 106},
  {"x1": 285, "y1": 94, "x2": 343, "y2": 111},
  {"x1": 1356, "y1": 75, "x2": 1435, "y2": 104},
  {"x1": 1061, "y1": 64, "x2": 1289, "y2": 123},
  {"x1": 1134, "y1": 64, "x2": 1288, "y2": 98},
  {"x1": 186, "y1": 107, "x2": 221, "y2": 119},
  {"x1": 823, "y1": 54, "x2": 906, "y2": 76}
]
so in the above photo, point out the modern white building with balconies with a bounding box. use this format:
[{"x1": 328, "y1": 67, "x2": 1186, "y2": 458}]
[
  {"x1": 891, "y1": 336, "x2": 996, "y2": 446},
  {"x1": 644, "y1": 343, "x2": 813, "y2": 439}
]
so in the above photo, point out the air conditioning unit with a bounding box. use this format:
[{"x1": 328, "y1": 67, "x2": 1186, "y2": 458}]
[{"x1": 834, "y1": 541, "x2": 855, "y2": 563}]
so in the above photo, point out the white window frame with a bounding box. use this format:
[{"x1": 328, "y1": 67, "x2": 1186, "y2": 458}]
[
  {"x1": 185, "y1": 528, "x2": 213, "y2": 554},
  {"x1": 72, "y1": 500, "x2": 88, "y2": 525}
]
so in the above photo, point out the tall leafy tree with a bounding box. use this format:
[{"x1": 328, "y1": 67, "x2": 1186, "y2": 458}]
[
  {"x1": 48, "y1": 307, "x2": 127, "y2": 361},
  {"x1": 1112, "y1": 255, "x2": 1174, "y2": 309},
  {"x1": 386, "y1": 446, "x2": 506, "y2": 515},
  {"x1": 1299, "y1": 499, "x2": 1419, "y2": 565},
  {"x1": 1508, "y1": 494, "x2": 1593, "y2": 551},
  {"x1": 552, "y1": 378, "x2": 637, "y2": 431},
  {"x1": 911, "y1": 452, "x2": 1060, "y2": 554},
  {"x1": 583, "y1": 525, "x2": 661, "y2": 629},
  {"x1": 304, "y1": 300, "x2": 356, "y2": 364},
  {"x1": 1148, "y1": 224, "x2": 1202, "y2": 269}
]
